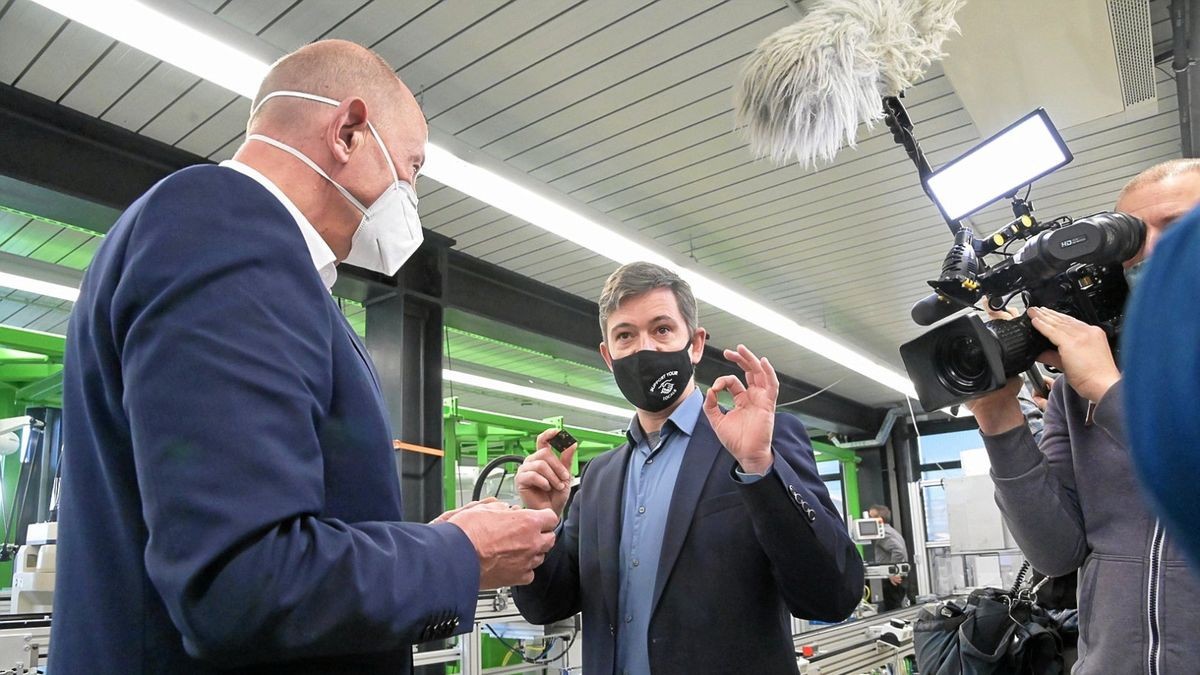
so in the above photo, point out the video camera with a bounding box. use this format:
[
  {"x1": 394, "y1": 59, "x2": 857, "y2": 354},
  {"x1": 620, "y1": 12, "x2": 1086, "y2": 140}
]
[{"x1": 882, "y1": 101, "x2": 1147, "y2": 410}]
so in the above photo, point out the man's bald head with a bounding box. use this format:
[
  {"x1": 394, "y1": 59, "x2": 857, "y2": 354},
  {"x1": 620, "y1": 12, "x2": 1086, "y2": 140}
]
[
  {"x1": 248, "y1": 39, "x2": 420, "y2": 135},
  {"x1": 1116, "y1": 158, "x2": 1200, "y2": 265},
  {"x1": 1118, "y1": 158, "x2": 1200, "y2": 203}
]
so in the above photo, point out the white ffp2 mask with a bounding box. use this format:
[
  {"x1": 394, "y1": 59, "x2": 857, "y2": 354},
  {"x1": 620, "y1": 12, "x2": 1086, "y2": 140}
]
[{"x1": 248, "y1": 90, "x2": 423, "y2": 276}]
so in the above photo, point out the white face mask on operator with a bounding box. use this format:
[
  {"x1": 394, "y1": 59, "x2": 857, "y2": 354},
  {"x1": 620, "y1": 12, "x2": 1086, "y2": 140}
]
[{"x1": 248, "y1": 90, "x2": 423, "y2": 276}]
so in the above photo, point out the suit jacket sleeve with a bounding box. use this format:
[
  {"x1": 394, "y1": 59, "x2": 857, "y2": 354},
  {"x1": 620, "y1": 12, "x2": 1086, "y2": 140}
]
[
  {"x1": 115, "y1": 173, "x2": 479, "y2": 666},
  {"x1": 736, "y1": 413, "x2": 864, "y2": 621},
  {"x1": 511, "y1": 458, "x2": 592, "y2": 624},
  {"x1": 983, "y1": 380, "x2": 1089, "y2": 576}
]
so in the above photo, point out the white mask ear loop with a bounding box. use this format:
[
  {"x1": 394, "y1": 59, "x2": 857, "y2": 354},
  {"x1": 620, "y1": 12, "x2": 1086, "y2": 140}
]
[
  {"x1": 252, "y1": 89, "x2": 401, "y2": 185},
  {"x1": 246, "y1": 133, "x2": 369, "y2": 214},
  {"x1": 251, "y1": 89, "x2": 342, "y2": 117},
  {"x1": 366, "y1": 122, "x2": 399, "y2": 183}
]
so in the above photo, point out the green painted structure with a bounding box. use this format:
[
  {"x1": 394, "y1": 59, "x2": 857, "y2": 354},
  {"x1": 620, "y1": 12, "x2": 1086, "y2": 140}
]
[{"x1": 0, "y1": 326, "x2": 66, "y2": 588}]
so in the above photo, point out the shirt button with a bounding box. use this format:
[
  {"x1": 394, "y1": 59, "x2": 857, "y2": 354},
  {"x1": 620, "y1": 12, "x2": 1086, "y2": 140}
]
[
  {"x1": 646, "y1": 459, "x2": 654, "y2": 465},
  {"x1": 633, "y1": 559, "x2": 640, "y2": 567},
  {"x1": 638, "y1": 506, "x2": 646, "y2": 514},
  {"x1": 625, "y1": 615, "x2": 632, "y2": 623}
]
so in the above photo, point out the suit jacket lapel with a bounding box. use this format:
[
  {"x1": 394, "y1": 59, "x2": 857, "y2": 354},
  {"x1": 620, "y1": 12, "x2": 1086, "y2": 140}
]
[
  {"x1": 595, "y1": 444, "x2": 631, "y2": 628},
  {"x1": 651, "y1": 416, "x2": 722, "y2": 613}
]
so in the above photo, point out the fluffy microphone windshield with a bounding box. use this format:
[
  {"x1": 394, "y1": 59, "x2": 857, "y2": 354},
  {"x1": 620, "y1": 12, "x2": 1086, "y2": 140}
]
[{"x1": 734, "y1": 0, "x2": 965, "y2": 168}]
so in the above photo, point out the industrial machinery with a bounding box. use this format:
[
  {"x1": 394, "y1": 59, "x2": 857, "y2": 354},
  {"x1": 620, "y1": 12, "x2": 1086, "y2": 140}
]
[
  {"x1": 0, "y1": 612, "x2": 50, "y2": 675},
  {"x1": 795, "y1": 605, "x2": 926, "y2": 674},
  {"x1": 865, "y1": 562, "x2": 911, "y2": 581},
  {"x1": 9, "y1": 523, "x2": 55, "y2": 615},
  {"x1": 853, "y1": 517, "x2": 887, "y2": 542}
]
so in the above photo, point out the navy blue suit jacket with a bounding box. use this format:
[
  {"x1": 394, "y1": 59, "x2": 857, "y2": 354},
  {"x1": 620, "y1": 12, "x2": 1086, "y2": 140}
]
[
  {"x1": 513, "y1": 410, "x2": 864, "y2": 674},
  {"x1": 52, "y1": 165, "x2": 479, "y2": 673}
]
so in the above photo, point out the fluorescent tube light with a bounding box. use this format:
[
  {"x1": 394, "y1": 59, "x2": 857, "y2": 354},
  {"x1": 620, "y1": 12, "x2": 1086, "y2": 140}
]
[
  {"x1": 30, "y1": 0, "x2": 918, "y2": 399},
  {"x1": 29, "y1": 0, "x2": 268, "y2": 96},
  {"x1": 0, "y1": 271, "x2": 79, "y2": 302},
  {"x1": 443, "y1": 370, "x2": 631, "y2": 419}
]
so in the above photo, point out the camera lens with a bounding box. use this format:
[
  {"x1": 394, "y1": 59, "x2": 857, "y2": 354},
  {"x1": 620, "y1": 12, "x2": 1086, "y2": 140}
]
[
  {"x1": 935, "y1": 334, "x2": 990, "y2": 393},
  {"x1": 948, "y1": 336, "x2": 986, "y2": 378}
]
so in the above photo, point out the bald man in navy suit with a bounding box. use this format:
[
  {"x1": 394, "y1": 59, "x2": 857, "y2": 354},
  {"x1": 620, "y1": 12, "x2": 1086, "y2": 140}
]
[{"x1": 54, "y1": 40, "x2": 556, "y2": 674}]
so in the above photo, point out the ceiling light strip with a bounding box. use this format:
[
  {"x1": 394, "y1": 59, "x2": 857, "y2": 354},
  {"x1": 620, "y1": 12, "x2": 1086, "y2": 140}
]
[
  {"x1": 0, "y1": 272, "x2": 80, "y2": 303},
  {"x1": 28, "y1": 0, "x2": 917, "y2": 399},
  {"x1": 443, "y1": 369, "x2": 630, "y2": 419}
]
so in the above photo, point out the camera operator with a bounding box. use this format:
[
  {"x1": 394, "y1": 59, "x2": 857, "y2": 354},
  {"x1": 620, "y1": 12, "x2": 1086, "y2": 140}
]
[{"x1": 965, "y1": 159, "x2": 1200, "y2": 674}]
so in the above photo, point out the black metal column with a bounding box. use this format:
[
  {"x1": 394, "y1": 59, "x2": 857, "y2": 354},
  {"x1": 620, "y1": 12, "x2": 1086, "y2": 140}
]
[
  {"x1": 362, "y1": 241, "x2": 449, "y2": 525},
  {"x1": 1170, "y1": 0, "x2": 1200, "y2": 157},
  {"x1": 890, "y1": 423, "x2": 920, "y2": 595}
]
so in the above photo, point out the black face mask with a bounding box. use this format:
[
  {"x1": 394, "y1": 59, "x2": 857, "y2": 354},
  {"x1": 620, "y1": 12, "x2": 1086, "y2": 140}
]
[{"x1": 610, "y1": 345, "x2": 694, "y2": 413}]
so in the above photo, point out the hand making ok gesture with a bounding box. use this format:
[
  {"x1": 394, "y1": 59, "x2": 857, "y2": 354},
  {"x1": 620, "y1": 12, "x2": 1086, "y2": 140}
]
[{"x1": 703, "y1": 344, "x2": 778, "y2": 475}]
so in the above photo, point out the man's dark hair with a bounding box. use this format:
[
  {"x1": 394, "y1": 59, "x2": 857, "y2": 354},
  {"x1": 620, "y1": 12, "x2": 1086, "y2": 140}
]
[
  {"x1": 868, "y1": 504, "x2": 891, "y2": 523},
  {"x1": 597, "y1": 262, "x2": 698, "y2": 341}
]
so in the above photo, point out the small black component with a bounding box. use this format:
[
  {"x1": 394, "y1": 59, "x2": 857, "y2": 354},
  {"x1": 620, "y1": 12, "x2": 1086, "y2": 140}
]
[{"x1": 548, "y1": 430, "x2": 577, "y2": 453}]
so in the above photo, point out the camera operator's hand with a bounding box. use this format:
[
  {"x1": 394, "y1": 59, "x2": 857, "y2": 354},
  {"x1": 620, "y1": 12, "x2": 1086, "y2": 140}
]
[
  {"x1": 1028, "y1": 306, "x2": 1121, "y2": 404},
  {"x1": 981, "y1": 296, "x2": 1018, "y2": 322},
  {"x1": 965, "y1": 377, "x2": 1026, "y2": 435}
]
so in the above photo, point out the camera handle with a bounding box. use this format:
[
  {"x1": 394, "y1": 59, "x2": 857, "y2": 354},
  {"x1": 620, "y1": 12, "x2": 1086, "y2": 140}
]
[
  {"x1": 883, "y1": 94, "x2": 963, "y2": 236},
  {"x1": 1025, "y1": 365, "x2": 1051, "y2": 399}
]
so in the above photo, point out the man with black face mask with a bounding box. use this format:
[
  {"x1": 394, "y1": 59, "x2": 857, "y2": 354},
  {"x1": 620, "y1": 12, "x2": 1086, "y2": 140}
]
[{"x1": 512, "y1": 262, "x2": 863, "y2": 675}]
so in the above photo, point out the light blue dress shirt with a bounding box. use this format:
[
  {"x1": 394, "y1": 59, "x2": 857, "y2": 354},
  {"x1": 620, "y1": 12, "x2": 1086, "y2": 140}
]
[
  {"x1": 614, "y1": 389, "x2": 772, "y2": 674},
  {"x1": 615, "y1": 390, "x2": 701, "y2": 675}
]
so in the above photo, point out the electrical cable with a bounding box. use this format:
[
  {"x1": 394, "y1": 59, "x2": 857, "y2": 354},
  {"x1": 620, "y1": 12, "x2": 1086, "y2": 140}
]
[
  {"x1": 442, "y1": 326, "x2": 466, "y2": 508},
  {"x1": 904, "y1": 396, "x2": 925, "y2": 467},
  {"x1": 777, "y1": 378, "x2": 845, "y2": 408},
  {"x1": 1011, "y1": 560, "x2": 1031, "y2": 596},
  {"x1": 443, "y1": 325, "x2": 456, "y2": 401},
  {"x1": 471, "y1": 454, "x2": 526, "y2": 502}
]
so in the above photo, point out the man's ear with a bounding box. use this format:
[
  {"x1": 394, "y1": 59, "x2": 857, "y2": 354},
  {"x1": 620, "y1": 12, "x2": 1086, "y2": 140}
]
[
  {"x1": 328, "y1": 97, "x2": 370, "y2": 164},
  {"x1": 599, "y1": 341, "x2": 614, "y2": 372},
  {"x1": 690, "y1": 328, "x2": 707, "y2": 363}
]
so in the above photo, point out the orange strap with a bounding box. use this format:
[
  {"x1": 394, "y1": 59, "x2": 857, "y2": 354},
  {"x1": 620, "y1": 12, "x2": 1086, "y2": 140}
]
[{"x1": 393, "y1": 440, "x2": 445, "y2": 457}]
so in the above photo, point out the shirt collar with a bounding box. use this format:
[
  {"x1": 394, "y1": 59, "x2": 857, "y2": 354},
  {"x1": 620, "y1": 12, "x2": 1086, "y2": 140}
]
[
  {"x1": 220, "y1": 159, "x2": 338, "y2": 291},
  {"x1": 625, "y1": 388, "x2": 704, "y2": 448}
]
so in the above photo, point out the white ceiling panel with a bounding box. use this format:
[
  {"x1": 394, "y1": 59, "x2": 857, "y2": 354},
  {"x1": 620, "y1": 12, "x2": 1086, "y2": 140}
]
[
  {"x1": 10, "y1": 20, "x2": 112, "y2": 101},
  {"x1": 431, "y1": 1, "x2": 732, "y2": 139},
  {"x1": 0, "y1": 0, "x2": 64, "y2": 83},
  {"x1": 314, "y1": 1, "x2": 440, "y2": 51},
  {"x1": 418, "y1": 1, "x2": 646, "y2": 123},
  {"x1": 467, "y1": 5, "x2": 791, "y2": 161},
  {"x1": 57, "y1": 44, "x2": 162, "y2": 117}
]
